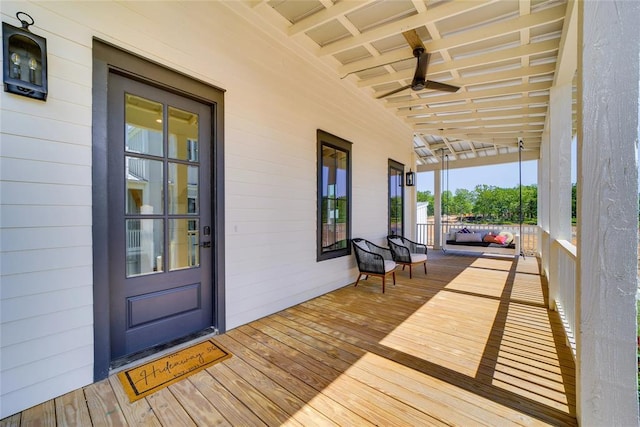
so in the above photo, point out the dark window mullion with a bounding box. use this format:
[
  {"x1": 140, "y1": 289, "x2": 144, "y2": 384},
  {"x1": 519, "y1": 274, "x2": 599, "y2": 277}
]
[{"x1": 162, "y1": 103, "x2": 169, "y2": 274}]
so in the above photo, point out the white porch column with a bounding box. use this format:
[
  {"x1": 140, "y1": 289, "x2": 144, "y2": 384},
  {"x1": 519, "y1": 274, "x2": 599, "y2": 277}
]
[
  {"x1": 433, "y1": 167, "x2": 442, "y2": 249},
  {"x1": 576, "y1": 1, "x2": 639, "y2": 425},
  {"x1": 547, "y1": 83, "x2": 573, "y2": 308},
  {"x1": 538, "y1": 131, "x2": 550, "y2": 274}
]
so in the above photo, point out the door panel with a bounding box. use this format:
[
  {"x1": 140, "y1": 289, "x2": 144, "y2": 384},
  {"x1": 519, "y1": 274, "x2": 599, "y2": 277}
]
[{"x1": 108, "y1": 73, "x2": 213, "y2": 359}]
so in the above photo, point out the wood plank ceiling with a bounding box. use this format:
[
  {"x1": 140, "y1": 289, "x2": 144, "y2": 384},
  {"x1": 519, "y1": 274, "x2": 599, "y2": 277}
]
[{"x1": 247, "y1": 0, "x2": 570, "y2": 168}]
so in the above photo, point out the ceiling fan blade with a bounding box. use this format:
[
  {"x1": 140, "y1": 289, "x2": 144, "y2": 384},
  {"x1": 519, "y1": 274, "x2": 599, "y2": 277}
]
[
  {"x1": 341, "y1": 56, "x2": 414, "y2": 79},
  {"x1": 376, "y1": 84, "x2": 412, "y2": 99},
  {"x1": 402, "y1": 29, "x2": 425, "y2": 50},
  {"x1": 425, "y1": 80, "x2": 460, "y2": 93}
]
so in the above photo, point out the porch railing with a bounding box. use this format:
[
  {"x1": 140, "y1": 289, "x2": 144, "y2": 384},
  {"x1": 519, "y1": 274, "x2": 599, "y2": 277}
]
[
  {"x1": 553, "y1": 237, "x2": 577, "y2": 359},
  {"x1": 416, "y1": 222, "x2": 538, "y2": 254}
]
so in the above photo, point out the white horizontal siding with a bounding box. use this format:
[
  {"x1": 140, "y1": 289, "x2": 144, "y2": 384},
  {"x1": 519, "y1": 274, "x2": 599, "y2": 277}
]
[
  {"x1": 1, "y1": 0, "x2": 95, "y2": 417},
  {"x1": 0, "y1": 266, "x2": 93, "y2": 299},
  {"x1": 0, "y1": 0, "x2": 414, "y2": 417}
]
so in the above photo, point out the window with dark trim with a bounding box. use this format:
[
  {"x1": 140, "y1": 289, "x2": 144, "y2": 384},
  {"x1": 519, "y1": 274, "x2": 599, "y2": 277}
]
[
  {"x1": 317, "y1": 130, "x2": 351, "y2": 261},
  {"x1": 389, "y1": 159, "x2": 404, "y2": 236}
]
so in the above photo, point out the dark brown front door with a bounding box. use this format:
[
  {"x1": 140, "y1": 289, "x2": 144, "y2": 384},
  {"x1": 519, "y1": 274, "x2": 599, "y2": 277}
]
[{"x1": 108, "y1": 73, "x2": 213, "y2": 360}]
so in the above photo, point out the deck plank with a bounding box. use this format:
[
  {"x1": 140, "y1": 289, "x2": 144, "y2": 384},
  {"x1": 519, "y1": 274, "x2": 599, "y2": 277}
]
[
  {"x1": 168, "y1": 377, "x2": 232, "y2": 426},
  {"x1": 145, "y1": 388, "x2": 195, "y2": 427},
  {"x1": 214, "y1": 333, "x2": 375, "y2": 426},
  {"x1": 187, "y1": 371, "x2": 267, "y2": 427},
  {"x1": 54, "y1": 389, "x2": 92, "y2": 426},
  {"x1": 0, "y1": 252, "x2": 577, "y2": 426},
  {"x1": 20, "y1": 400, "x2": 56, "y2": 426},
  {"x1": 84, "y1": 379, "x2": 128, "y2": 426},
  {"x1": 107, "y1": 374, "x2": 161, "y2": 426},
  {"x1": 0, "y1": 414, "x2": 20, "y2": 427}
]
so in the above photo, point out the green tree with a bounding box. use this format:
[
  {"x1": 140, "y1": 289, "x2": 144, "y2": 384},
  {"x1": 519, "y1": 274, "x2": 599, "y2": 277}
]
[
  {"x1": 441, "y1": 190, "x2": 453, "y2": 218},
  {"x1": 473, "y1": 184, "x2": 497, "y2": 220},
  {"x1": 417, "y1": 190, "x2": 434, "y2": 215},
  {"x1": 450, "y1": 188, "x2": 475, "y2": 217}
]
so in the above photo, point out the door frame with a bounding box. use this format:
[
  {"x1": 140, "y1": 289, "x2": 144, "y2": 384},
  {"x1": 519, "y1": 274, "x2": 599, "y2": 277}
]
[{"x1": 92, "y1": 39, "x2": 226, "y2": 380}]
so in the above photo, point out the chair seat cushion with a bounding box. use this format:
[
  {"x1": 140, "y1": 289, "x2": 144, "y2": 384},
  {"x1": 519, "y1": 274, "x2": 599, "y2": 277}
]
[
  {"x1": 410, "y1": 253, "x2": 427, "y2": 263},
  {"x1": 384, "y1": 260, "x2": 397, "y2": 272}
]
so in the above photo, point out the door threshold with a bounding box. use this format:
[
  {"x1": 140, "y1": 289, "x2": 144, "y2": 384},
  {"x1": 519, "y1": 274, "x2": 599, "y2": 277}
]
[{"x1": 109, "y1": 327, "x2": 218, "y2": 374}]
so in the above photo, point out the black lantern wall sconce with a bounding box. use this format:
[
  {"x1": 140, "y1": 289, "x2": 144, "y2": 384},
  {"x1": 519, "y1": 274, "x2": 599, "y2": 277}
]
[
  {"x1": 405, "y1": 169, "x2": 415, "y2": 187},
  {"x1": 3, "y1": 12, "x2": 48, "y2": 101}
]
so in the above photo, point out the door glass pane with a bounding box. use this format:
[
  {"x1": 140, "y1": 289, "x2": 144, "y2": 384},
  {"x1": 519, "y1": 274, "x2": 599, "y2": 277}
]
[
  {"x1": 126, "y1": 156, "x2": 164, "y2": 214},
  {"x1": 169, "y1": 219, "x2": 199, "y2": 271},
  {"x1": 126, "y1": 219, "x2": 164, "y2": 277},
  {"x1": 168, "y1": 163, "x2": 199, "y2": 215},
  {"x1": 125, "y1": 94, "x2": 163, "y2": 156},
  {"x1": 168, "y1": 106, "x2": 198, "y2": 161}
]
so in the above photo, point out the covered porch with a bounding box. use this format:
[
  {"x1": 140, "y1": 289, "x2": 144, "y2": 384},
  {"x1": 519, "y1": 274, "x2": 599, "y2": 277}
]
[{"x1": 2, "y1": 252, "x2": 576, "y2": 426}]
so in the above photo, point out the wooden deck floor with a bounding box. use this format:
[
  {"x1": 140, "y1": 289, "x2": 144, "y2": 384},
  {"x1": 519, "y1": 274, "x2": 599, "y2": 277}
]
[{"x1": 1, "y1": 251, "x2": 576, "y2": 426}]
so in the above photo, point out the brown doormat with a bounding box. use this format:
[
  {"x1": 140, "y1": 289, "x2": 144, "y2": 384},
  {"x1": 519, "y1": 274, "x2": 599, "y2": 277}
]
[{"x1": 118, "y1": 338, "x2": 231, "y2": 402}]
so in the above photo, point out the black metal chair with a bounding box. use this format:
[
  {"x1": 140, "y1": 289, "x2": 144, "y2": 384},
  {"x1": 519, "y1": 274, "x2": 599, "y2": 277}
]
[
  {"x1": 386, "y1": 235, "x2": 427, "y2": 279},
  {"x1": 351, "y1": 238, "x2": 397, "y2": 293}
]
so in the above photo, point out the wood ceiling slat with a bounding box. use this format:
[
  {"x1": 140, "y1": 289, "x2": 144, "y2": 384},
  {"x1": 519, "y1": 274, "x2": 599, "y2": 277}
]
[
  {"x1": 385, "y1": 81, "x2": 552, "y2": 109},
  {"x1": 356, "y1": 39, "x2": 559, "y2": 88},
  {"x1": 423, "y1": 4, "x2": 566, "y2": 54},
  {"x1": 317, "y1": 0, "x2": 497, "y2": 56},
  {"x1": 372, "y1": 63, "x2": 555, "y2": 98},
  {"x1": 406, "y1": 106, "x2": 547, "y2": 124},
  {"x1": 414, "y1": 117, "x2": 544, "y2": 131},
  {"x1": 251, "y1": 0, "x2": 570, "y2": 165},
  {"x1": 288, "y1": 0, "x2": 377, "y2": 36},
  {"x1": 397, "y1": 95, "x2": 549, "y2": 118}
]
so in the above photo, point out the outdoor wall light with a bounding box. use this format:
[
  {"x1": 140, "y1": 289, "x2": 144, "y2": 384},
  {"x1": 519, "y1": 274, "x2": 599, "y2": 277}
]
[
  {"x1": 3, "y1": 12, "x2": 48, "y2": 101},
  {"x1": 405, "y1": 169, "x2": 415, "y2": 187}
]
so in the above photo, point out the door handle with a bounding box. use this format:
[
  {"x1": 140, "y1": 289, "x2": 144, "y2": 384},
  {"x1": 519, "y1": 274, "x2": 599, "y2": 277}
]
[{"x1": 200, "y1": 241, "x2": 211, "y2": 248}]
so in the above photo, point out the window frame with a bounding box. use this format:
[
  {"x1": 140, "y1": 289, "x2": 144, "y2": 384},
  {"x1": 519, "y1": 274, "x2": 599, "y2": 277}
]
[
  {"x1": 317, "y1": 130, "x2": 352, "y2": 261},
  {"x1": 388, "y1": 159, "x2": 405, "y2": 237}
]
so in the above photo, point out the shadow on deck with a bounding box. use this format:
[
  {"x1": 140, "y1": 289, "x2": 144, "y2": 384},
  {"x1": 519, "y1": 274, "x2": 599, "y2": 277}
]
[{"x1": 1, "y1": 250, "x2": 576, "y2": 426}]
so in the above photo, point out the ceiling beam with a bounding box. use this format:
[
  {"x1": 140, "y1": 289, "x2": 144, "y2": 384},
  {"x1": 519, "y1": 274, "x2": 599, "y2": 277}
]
[
  {"x1": 385, "y1": 81, "x2": 552, "y2": 109},
  {"x1": 397, "y1": 95, "x2": 549, "y2": 117},
  {"x1": 317, "y1": 0, "x2": 497, "y2": 56},
  {"x1": 417, "y1": 149, "x2": 540, "y2": 172},
  {"x1": 371, "y1": 63, "x2": 556, "y2": 97},
  {"x1": 355, "y1": 39, "x2": 559, "y2": 88},
  {"x1": 423, "y1": 4, "x2": 566, "y2": 54},
  {"x1": 288, "y1": 0, "x2": 376, "y2": 36},
  {"x1": 405, "y1": 106, "x2": 547, "y2": 123},
  {"x1": 414, "y1": 116, "x2": 544, "y2": 130},
  {"x1": 553, "y1": 0, "x2": 578, "y2": 86}
]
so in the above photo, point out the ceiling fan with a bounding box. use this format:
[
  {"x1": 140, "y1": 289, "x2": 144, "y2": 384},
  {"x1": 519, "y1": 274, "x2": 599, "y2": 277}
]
[{"x1": 374, "y1": 29, "x2": 461, "y2": 99}]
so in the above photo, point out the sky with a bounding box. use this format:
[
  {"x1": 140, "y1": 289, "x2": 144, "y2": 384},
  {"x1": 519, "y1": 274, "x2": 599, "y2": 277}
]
[
  {"x1": 416, "y1": 160, "x2": 541, "y2": 193},
  {"x1": 418, "y1": 139, "x2": 580, "y2": 193}
]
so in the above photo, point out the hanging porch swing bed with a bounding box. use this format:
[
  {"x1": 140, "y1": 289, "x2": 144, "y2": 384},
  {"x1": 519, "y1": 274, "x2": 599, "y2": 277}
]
[{"x1": 443, "y1": 227, "x2": 520, "y2": 257}]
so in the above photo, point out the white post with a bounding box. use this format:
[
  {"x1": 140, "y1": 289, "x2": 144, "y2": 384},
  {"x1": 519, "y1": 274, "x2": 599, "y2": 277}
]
[
  {"x1": 548, "y1": 83, "x2": 573, "y2": 308},
  {"x1": 433, "y1": 167, "x2": 442, "y2": 250},
  {"x1": 538, "y1": 131, "x2": 550, "y2": 273},
  {"x1": 576, "y1": 1, "x2": 639, "y2": 424}
]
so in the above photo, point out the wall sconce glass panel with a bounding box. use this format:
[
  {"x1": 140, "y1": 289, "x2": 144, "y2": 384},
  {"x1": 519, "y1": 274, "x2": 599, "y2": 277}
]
[
  {"x1": 405, "y1": 169, "x2": 415, "y2": 187},
  {"x1": 3, "y1": 17, "x2": 48, "y2": 101}
]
